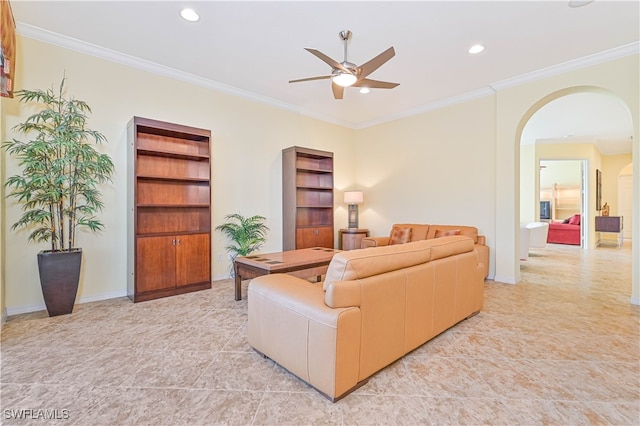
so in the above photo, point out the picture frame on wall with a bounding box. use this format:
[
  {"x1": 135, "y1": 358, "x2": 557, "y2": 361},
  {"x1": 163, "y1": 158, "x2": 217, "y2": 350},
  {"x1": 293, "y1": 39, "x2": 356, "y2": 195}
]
[
  {"x1": 0, "y1": 0, "x2": 16, "y2": 98},
  {"x1": 596, "y1": 169, "x2": 602, "y2": 211}
]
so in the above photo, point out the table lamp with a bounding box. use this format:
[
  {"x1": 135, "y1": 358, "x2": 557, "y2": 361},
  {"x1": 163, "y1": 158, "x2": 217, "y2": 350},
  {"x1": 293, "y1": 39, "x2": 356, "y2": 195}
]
[{"x1": 344, "y1": 191, "x2": 364, "y2": 229}]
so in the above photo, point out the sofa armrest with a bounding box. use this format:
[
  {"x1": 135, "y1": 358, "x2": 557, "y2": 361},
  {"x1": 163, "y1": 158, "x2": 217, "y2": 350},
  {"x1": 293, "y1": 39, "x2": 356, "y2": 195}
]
[
  {"x1": 248, "y1": 273, "x2": 362, "y2": 400},
  {"x1": 360, "y1": 236, "x2": 390, "y2": 249},
  {"x1": 325, "y1": 280, "x2": 361, "y2": 308}
]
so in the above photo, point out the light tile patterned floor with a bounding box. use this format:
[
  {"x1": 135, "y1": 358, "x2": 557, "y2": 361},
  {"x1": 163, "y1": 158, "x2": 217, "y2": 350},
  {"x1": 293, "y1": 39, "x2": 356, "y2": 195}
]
[{"x1": 1, "y1": 243, "x2": 638, "y2": 425}]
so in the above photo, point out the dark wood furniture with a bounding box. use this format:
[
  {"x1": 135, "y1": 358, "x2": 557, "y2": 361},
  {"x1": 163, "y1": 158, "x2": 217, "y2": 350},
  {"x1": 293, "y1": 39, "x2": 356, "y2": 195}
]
[
  {"x1": 339, "y1": 228, "x2": 370, "y2": 250},
  {"x1": 234, "y1": 247, "x2": 339, "y2": 300},
  {"x1": 127, "y1": 117, "x2": 212, "y2": 302},
  {"x1": 282, "y1": 146, "x2": 334, "y2": 250},
  {"x1": 595, "y1": 216, "x2": 623, "y2": 247}
]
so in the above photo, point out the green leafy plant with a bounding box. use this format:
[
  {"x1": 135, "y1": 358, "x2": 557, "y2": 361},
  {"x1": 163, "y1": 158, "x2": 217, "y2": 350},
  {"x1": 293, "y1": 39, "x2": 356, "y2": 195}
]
[
  {"x1": 3, "y1": 77, "x2": 115, "y2": 252},
  {"x1": 216, "y1": 213, "x2": 269, "y2": 275}
]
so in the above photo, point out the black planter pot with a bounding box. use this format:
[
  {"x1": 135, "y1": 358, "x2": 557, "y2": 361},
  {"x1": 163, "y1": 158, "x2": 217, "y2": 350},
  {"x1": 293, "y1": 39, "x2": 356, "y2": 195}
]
[{"x1": 37, "y1": 249, "x2": 82, "y2": 317}]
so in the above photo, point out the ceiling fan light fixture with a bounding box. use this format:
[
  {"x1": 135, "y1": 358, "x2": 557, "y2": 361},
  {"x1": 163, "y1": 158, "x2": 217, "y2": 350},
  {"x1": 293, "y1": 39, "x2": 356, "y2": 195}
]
[
  {"x1": 333, "y1": 72, "x2": 357, "y2": 87},
  {"x1": 360, "y1": 88, "x2": 370, "y2": 94}
]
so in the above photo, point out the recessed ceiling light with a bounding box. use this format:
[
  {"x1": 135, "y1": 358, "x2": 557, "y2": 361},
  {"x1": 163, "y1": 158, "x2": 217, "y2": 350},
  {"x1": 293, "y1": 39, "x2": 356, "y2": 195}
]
[
  {"x1": 568, "y1": 0, "x2": 594, "y2": 8},
  {"x1": 180, "y1": 8, "x2": 199, "y2": 22},
  {"x1": 468, "y1": 44, "x2": 485, "y2": 54},
  {"x1": 360, "y1": 88, "x2": 370, "y2": 94}
]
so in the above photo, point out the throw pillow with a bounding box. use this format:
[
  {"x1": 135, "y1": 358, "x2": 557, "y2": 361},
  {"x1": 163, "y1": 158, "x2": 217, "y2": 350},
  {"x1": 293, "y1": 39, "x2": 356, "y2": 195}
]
[
  {"x1": 562, "y1": 218, "x2": 570, "y2": 224},
  {"x1": 435, "y1": 229, "x2": 461, "y2": 238},
  {"x1": 389, "y1": 226, "x2": 412, "y2": 245},
  {"x1": 568, "y1": 214, "x2": 581, "y2": 225}
]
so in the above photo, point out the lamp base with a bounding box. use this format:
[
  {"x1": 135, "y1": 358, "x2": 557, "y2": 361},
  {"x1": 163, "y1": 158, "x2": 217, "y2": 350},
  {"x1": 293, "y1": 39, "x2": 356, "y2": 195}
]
[{"x1": 348, "y1": 204, "x2": 359, "y2": 229}]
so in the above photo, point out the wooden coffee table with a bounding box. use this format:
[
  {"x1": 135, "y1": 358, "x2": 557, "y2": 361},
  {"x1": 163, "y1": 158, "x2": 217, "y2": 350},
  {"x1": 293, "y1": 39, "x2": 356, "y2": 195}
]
[{"x1": 234, "y1": 247, "x2": 339, "y2": 300}]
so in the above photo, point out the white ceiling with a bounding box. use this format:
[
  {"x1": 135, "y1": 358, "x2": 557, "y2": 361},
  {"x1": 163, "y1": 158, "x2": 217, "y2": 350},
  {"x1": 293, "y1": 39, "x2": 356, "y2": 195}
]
[
  {"x1": 9, "y1": 1, "x2": 640, "y2": 138},
  {"x1": 522, "y1": 92, "x2": 634, "y2": 155}
]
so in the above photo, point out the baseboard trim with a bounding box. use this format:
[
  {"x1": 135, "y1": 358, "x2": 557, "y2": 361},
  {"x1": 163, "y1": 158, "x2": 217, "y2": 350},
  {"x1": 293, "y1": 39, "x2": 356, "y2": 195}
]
[
  {"x1": 77, "y1": 290, "x2": 128, "y2": 304},
  {"x1": 213, "y1": 273, "x2": 231, "y2": 281},
  {"x1": 5, "y1": 289, "x2": 128, "y2": 317},
  {"x1": 492, "y1": 275, "x2": 517, "y2": 285},
  {"x1": 6, "y1": 302, "x2": 46, "y2": 317}
]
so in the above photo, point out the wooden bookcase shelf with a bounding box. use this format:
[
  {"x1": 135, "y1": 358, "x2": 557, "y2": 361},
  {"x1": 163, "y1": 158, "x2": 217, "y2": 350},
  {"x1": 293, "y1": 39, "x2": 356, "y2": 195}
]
[
  {"x1": 127, "y1": 117, "x2": 212, "y2": 302},
  {"x1": 283, "y1": 146, "x2": 334, "y2": 250}
]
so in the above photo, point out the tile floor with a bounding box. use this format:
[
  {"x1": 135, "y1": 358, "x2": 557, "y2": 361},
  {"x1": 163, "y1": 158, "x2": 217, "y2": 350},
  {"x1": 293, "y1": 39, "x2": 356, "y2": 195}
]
[{"x1": 1, "y1": 243, "x2": 638, "y2": 425}]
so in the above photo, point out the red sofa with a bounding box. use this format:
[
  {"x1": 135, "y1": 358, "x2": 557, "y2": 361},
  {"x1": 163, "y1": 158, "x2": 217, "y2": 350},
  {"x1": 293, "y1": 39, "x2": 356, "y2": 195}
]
[{"x1": 547, "y1": 214, "x2": 581, "y2": 245}]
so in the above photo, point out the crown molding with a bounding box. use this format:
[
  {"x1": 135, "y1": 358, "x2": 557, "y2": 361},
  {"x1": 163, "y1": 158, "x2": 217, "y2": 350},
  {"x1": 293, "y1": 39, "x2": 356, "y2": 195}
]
[
  {"x1": 361, "y1": 41, "x2": 639, "y2": 129},
  {"x1": 16, "y1": 23, "x2": 354, "y2": 129},
  {"x1": 490, "y1": 41, "x2": 639, "y2": 92},
  {"x1": 354, "y1": 87, "x2": 496, "y2": 129},
  {"x1": 17, "y1": 23, "x2": 639, "y2": 130}
]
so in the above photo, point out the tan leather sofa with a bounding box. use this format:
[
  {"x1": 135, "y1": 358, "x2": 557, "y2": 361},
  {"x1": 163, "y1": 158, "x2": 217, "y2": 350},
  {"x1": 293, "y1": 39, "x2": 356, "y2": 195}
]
[
  {"x1": 248, "y1": 235, "x2": 485, "y2": 401},
  {"x1": 361, "y1": 223, "x2": 489, "y2": 278}
]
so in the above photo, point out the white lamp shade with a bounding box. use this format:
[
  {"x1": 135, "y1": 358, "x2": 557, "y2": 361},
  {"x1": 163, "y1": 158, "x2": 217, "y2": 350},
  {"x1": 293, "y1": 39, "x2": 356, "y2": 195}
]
[{"x1": 344, "y1": 191, "x2": 364, "y2": 204}]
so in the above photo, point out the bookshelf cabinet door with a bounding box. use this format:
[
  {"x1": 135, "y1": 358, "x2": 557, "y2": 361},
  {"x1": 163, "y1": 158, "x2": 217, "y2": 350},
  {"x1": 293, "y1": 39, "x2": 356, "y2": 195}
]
[
  {"x1": 136, "y1": 236, "x2": 176, "y2": 292},
  {"x1": 296, "y1": 227, "x2": 334, "y2": 249},
  {"x1": 176, "y1": 233, "x2": 211, "y2": 287}
]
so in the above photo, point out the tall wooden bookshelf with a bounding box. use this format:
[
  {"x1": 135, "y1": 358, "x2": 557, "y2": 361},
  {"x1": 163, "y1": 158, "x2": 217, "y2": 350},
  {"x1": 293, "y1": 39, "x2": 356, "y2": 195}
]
[
  {"x1": 127, "y1": 117, "x2": 211, "y2": 302},
  {"x1": 282, "y1": 146, "x2": 334, "y2": 250}
]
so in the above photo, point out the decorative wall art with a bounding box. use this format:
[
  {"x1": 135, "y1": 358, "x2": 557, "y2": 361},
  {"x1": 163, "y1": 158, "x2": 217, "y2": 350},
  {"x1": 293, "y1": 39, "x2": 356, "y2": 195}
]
[{"x1": 0, "y1": 0, "x2": 16, "y2": 98}]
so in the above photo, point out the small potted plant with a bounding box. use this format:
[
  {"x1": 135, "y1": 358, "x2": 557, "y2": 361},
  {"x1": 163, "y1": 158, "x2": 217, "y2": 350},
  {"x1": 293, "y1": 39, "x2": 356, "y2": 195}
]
[
  {"x1": 215, "y1": 213, "x2": 269, "y2": 277},
  {"x1": 3, "y1": 77, "x2": 115, "y2": 316}
]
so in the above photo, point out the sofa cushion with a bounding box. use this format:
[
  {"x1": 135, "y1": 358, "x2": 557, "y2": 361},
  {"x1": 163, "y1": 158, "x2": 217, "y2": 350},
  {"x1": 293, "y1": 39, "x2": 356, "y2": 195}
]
[
  {"x1": 427, "y1": 225, "x2": 478, "y2": 243},
  {"x1": 392, "y1": 223, "x2": 429, "y2": 241},
  {"x1": 389, "y1": 226, "x2": 412, "y2": 245},
  {"x1": 568, "y1": 214, "x2": 581, "y2": 225},
  {"x1": 323, "y1": 240, "x2": 432, "y2": 291},
  {"x1": 435, "y1": 228, "x2": 460, "y2": 238}
]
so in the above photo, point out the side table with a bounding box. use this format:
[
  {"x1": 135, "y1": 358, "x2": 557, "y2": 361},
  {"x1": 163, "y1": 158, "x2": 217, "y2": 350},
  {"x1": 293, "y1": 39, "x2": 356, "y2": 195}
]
[
  {"x1": 595, "y1": 216, "x2": 623, "y2": 247},
  {"x1": 339, "y1": 228, "x2": 370, "y2": 251}
]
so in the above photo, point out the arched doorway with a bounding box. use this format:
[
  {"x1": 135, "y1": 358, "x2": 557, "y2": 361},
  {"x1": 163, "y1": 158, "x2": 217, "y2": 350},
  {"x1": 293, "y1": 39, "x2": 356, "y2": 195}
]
[
  {"x1": 519, "y1": 89, "x2": 633, "y2": 250},
  {"x1": 516, "y1": 86, "x2": 637, "y2": 280}
]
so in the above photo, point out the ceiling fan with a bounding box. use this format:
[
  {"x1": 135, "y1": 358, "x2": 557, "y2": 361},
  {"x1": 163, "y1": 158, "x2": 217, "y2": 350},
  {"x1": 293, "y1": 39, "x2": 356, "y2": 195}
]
[{"x1": 289, "y1": 30, "x2": 399, "y2": 100}]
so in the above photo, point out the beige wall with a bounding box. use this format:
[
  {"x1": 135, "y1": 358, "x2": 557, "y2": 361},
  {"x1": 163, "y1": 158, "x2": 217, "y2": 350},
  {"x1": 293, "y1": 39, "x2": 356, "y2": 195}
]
[
  {"x1": 520, "y1": 144, "x2": 536, "y2": 225},
  {"x1": 354, "y1": 95, "x2": 497, "y2": 277},
  {"x1": 602, "y1": 154, "x2": 633, "y2": 216},
  {"x1": 2, "y1": 35, "x2": 639, "y2": 314},
  {"x1": 1, "y1": 36, "x2": 355, "y2": 313}
]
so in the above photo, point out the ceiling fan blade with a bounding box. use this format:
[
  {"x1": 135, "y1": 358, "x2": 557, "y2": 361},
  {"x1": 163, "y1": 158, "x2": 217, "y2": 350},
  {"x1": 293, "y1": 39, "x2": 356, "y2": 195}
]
[
  {"x1": 352, "y1": 78, "x2": 399, "y2": 89},
  {"x1": 305, "y1": 48, "x2": 350, "y2": 73},
  {"x1": 332, "y1": 82, "x2": 344, "y2": 100},
  {"x1": 289, "y1": 75, "x2": 333, "y2": 83},
  {"x1": 358, "y1": 47, "x2": 395, "y2": 79}
]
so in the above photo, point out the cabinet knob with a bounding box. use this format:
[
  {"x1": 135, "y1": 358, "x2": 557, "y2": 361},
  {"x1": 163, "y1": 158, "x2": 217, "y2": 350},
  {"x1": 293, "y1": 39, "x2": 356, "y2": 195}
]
[{"x1": 314, "y1": 229, "x2": 319, "y2": 235}]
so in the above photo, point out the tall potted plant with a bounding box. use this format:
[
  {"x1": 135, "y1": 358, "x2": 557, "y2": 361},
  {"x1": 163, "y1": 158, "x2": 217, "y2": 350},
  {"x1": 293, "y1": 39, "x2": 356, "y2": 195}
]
[
  {"x1": 215, "y1": 213, "x2": 269, "y2": 277},
  {"x1": 3, "y1": 77, "x2": 114, "y2": 316}
]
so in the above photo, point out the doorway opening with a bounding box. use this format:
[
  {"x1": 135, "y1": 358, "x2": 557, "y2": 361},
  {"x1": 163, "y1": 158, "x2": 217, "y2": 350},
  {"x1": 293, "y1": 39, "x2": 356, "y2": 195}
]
[{"x1": 539, "y1": 159, "x2": 586, "y2": 248}]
